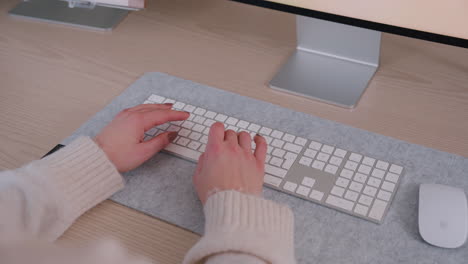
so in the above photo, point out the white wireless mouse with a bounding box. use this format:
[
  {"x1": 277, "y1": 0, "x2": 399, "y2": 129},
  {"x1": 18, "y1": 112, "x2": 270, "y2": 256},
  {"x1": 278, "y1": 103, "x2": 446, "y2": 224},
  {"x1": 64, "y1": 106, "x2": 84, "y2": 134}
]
[{"x1": 419, "y1": 183, "x2": 468, "y2": 248}]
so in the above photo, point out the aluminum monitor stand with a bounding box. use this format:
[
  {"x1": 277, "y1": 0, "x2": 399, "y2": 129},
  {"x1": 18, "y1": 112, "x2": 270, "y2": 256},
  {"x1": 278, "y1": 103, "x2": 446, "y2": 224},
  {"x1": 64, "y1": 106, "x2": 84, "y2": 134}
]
[
  {"x1": 9, "y1": 0, "x2": 129, "y2": 31},
  {"x1": 270, "y1": 16, "x2": 381, "y2": 109}
]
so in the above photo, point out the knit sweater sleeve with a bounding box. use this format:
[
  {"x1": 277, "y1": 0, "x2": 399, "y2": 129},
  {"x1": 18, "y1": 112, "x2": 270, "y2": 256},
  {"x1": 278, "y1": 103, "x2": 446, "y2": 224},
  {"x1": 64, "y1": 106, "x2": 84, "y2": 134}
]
[{"x1": 0, "y1": 136, "x2": 124, "y2": 242}]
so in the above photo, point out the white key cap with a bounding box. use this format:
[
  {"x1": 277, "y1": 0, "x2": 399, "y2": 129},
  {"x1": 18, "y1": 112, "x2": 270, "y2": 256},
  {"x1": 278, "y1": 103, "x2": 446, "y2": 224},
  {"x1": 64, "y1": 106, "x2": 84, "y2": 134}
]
[
  {"x1": 296, "y1": 185, "x2": 311, "y2": 196},
  {"x1": 354, "y1": 204, "x2": 369, "y2": 216},
  {"x1": 386, "y1": 172, "x2": 399, "y2": 183},
  {"x1": 369, "y1": 199, "x2": 388, "y2": 221},
  {"x1": 188, "y1": 141, "x2": 201, "y2": 150},
  {"x1": 237, "y1": 120, "x2": 249, "y2": 129},
  {"x1": 264, "y1": 136, "x2": 272, "y2": 144},
  {"x1": 192, "y1": 124, "x2": 205, "y2": 133},
  {"x1": 200, "y1": 135, "x2": 208, "y2": 144},
  {"x1": 183, "y1": 104, "x2": 196, "y2": 112},
  {"x1": 176, "y1": 137, "x2": 190, "y2": 146},
  {"x1": 309, "y1": 190, "x2": 324, "y2": 201},
  {"x1": 316, "y1": 153, "x2": 330, "y2": 162},
  {"x1": 371, "y1": 168, "x2": 385, "y2": 179},
  {"x1": 225, "y1": 117, "x2": 238, "y2": 126},
  {"x1": 331, "y1": 186, "x2": 345, "y2": 197},
  {"x1": 163, "y1": 98, "x2": 176, "y2": 104},
  {"x1": 199, "y1": 144, "x2": 206, "y2": 152},
  {"x1": 329, "y1": 156, "x2": 343, "y2": 166},
  {"x1": 334, "y1": 148, "x2": 347, "y2": 158},
  {"x1": 349, "y1": 153, "x2": 362, "y2": 162},
  {"x1": 349, "y1": 181, "x2": 363, "y2": 192},
  {"x1": 265, "y1": 164, "x2": 288, "y2": 178},
  {"x1": 181, "y1": 121, "x2": 195, "y2": 129},
  {"x1": 358, "y1": 164, "x2": 372, "y2": 175},
  {"x1": 376, "y1": 160, "x2": 389, "y2": 171},
  {"x1": 271, "y1": 130, "x2": 284, "y2": 139},
  {"x1": 204, "y1": 111, "x2": 216, "y2": 119},
  {"x1": 336, "y1": 177, "x2": 350, "y2": 188},
  {"x1": 299, "y1": 157, "x2": 312, "y2": 166},
  {"x1": 271, "y1": 139, "x2": 285, "y2": 148},
  {"x1": 272, "y1": 148, "x2": 286, "y2": 158},
  {"x1": 167, "y1": 125, "x2": 181, "y2": 132},
  {"x1": 321, "y1": 145, "x2": 334, "y2": 154},
  {"x1": 301, "y1": 177, "x2": 316, "y2": 188},
  {"x1": 284, "y1": 152, "x2": 298, "y2": 160},
  {"x1": 389, "y1": 164, "x2": 403, "y2": 174},
  {"x1": 340, "y1": 169, "x2": 354, "y2": 179},
  {"x1": 173, "y1": 101, "x2": 185, "y2": 109},
  {"x1": 367, "y1": 177, "x2": 382, "y2": 188},
  {"x1": 146, "y1": 127, "x2": 159, "y2": 136},
  {"x1": 324, "y1": 164, "x2": 338, "y2": 175},
  {"x1": 381, "y1": 181, "x2": 395, "y2": 192},
  {"x1": 283, "y1": 133, "x2": 295, "y2": 143},
  {"x1": 149, "y1": 94, "x2": 165, "y2": 103},
  {"x1": 178, "y1": 128, "x2": 191, "y2": 137},
  {"x1": 193, "y1": 107, "x2": 206, "y2": 116},
  {"x1": 188, "y1": 131, "x2": 202, "y2": 140},
  {"x1": 282, "y1": 159, "x2": 294, "y2": 170},
  {"x1": 283, "y1": 143, "x2": 302, "y2": 154},
  {"x1": 304, "y1": 149, "x2": 317, "y2": 158},
  {"x1": 227, "y1": 125, "x2": 238, "y2": 132},
  {"x1": 158, "y1": 123, "x2": 170, "y2": 130},
  {"x1": 363, "y1": 185, "x2": 377, "y2": 196},
  {"x1": 270, "y1": 157, "x2": 283, "y2": 167},
  {"x1": 203, "y1": 119, "x2": 216, "y2": 127},
  {"x1": 354, "y1": 173, "x2": 367, "y2": 183},
  {"x1": 193, "y1": 116, "x2": 206, "y2": 124},
  {"x1": 358, "y1": 194, "x2": 373, "y2": 206},
  {"x1": 377, "y1": 190, "x2": 392, "y2": 201},
  {"x1": 344, "y1": 161, "x2": 358, "y2": 171},
  {"x1": 326, "y1": 195, "x2": 354, "y2": 211},
  {"x1": 248, "y1": 123, "x2": 261, "y2": 133},
  {"x1": 265, "y1": 155, "x2": 271, "y2": 163},
  {"x1": 259, "y1": 127, "x2": 272, "y2": 135},
  {"x1": 215, "y1": 114, "x2": 228, "y2": 122},
  {"x1": 294, "y1": 137, "x2": 307, "y2": 146},
  {"x1": 344, "y1": 190, "x2": 359, "y2": 202},
  {"x1": 165, "y1": 143, "x2": 201, "y2": 161},
  {"x1": 283, "y1": 181, "x2": 297, "y2": 192},
  {"x1": 266, "y1": 147, "x2": 272, "y2": 154},
  {"x1": 312, "y1": 160, "x2": 325, "y2": 170},
  {"x1": 203, "y1": 127, "x2": 210, "y2": 135},
  {"x1": 187, "y1": 114, "x2": 194, "y2": 121},
  {"x1": 143, "y1": 100, "x2": 153, "y2": 104},
  {"x1": 362, "y1": 157, "x2": 376, "y2": 166},
  {"x1": 264, "y1": 174, "x2": 282, "y2": 187},
  {"x1": 172, "y1": 120, "x2": 184, "y2": 126},
  {"x1": 143, "y1": 135, "x2": 152, "y2": 141},
  {"x1": 309, "y1": 141, "x2": 322, "y2": 150}
]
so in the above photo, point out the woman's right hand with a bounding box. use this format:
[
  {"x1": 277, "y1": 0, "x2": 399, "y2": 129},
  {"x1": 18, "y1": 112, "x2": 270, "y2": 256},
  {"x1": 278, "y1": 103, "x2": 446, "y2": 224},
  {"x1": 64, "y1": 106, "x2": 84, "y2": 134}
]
[{"x1": 193, "y1": 122, "x2": 267, "y2": 204}]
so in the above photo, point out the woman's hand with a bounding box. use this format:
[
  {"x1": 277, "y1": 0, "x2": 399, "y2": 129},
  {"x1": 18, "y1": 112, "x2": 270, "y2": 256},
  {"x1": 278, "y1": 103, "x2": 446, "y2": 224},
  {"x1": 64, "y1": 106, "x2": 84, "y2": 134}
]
[
  {"x1": 95, "y1": 103, "x2": 189, "y2": 172},
  {"x1": 193, "y1": 122, "x2": 267, "y2": 204}
]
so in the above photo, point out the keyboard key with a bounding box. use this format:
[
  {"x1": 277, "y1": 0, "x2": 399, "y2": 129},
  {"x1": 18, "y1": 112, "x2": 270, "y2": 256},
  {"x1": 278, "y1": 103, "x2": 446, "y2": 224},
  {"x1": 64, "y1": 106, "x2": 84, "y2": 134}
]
[
  {"x1": 188, "y1": 141, "x2": 201, "y2": 150},
  {"x1": 336, "y1": 177, "x2": 350, "y2": 188},
  {"x1": 344, "y1": 161, "x2": 358, "y2": 171},
  {"x1": 183, "y1": 104, "x2": 196, "y2": 112},
  {"x1": 165, "y1": 143, "x2": 201, "y2": 161},
  {"x1": 377, "y1": 190, "x2": 392, "y2": 201},
  {"x1": 145, "y1": 127, "x2": 159, "y2": 136},
  {"x1": 204, "y1": 111, "x2": 216, "y2": 119},
  {"x1": 324, "y1": 164, "x2": 338, "y2": 175},
  {"x1": 369, "y1": 199, "x2": 388, "y2": 221},
  {"x1": 203, "y1": 119, "x2": 216, "y2": 127},
  {"x1": 264, "y1": 136, "x2": 272, "y2": 144},
  {"x1": 389, "y1": 164, "x2": 403, "y2": 174},
  {"x1": 358, "y1": 194, "x2": 373, "y2": 206},
  {"x1": 349, "y1": 153, "x2": 362, "y2": 162},
  {"x1": 376, "y1": 160, "x2": 389, "y2": 171},
  {"x1": 283, "y1": 133, "x2": 295, "y2": 143},
  {"x1": 334, "y1": 148, "x2": 347, "y2": 158},
  {"x1": 265, "y1": 155, "x2": 271, "y2": 163},
  {"x1": 282, "y1": 159, "x2": 294, "y2": 170},
  {"x1": 192, "y1": 124, "x2": 205, "y2": 133},
  {"x1": 354, "y1": 204, "x2": 369, "y2": 216},
  {"x1": 349, "y1": 181, "x2": 363, "y2": 192},
  {"x1": 353, "y1": 173, "x2": 367, "y2": 183},
  {"x1": 311, "y1": 160, "x2": 325, "y2": 170},
  {"x1": 248, "y1": 123, "x2": 261, "y2": 132},
  {"x1": 171, "y1": 120, "x2": 184, "y2": 126},
  {"x1": 237, "y1": 120, "x2": 249, "y2": 129},
  {"x1": 271, "y1": 130, "x2": 284, "y2": 139},
  {"x1": 299, "y1": 157, "x2": 312, "y2": 166},
  {"x1": 215, "y1": 114, "x2": 228, "y2": 122},
  {"x1": 271, "y1": 139, "x2": 285, "y2": 148},
  {"x1": 309, "y1": 190, "x2": 324, "y2": 201},
  {"x1": 301, "y1": 177, "x2": 316, "y2": 188},
  {"x1": 331, "y1": 186, "x2": 345, "y2": 197},
  {"x1": 367, "y1": 177, "x2": 382, "y2": 188},
  {"x1": 179, "y1": 128, "x2": 191, "y2": 137},
  {"x1": 265, "y1": 164, "x2": 287, "y2": 178},
  {"x1": 158, "y1": 123, "x2": 170, "y2": 130},
  {"x1": 283, "y1": 181, "x2": 297, "y2": 192},
  {"x1": 193, "y1": 116, "x2": 206, "y2": 124},
  {"x1": 259, "y1": 127, "x2": 272, "y2": 135},
  {"x1": 284, "y1": 152, "x2": 298, "y2": 160},
  {"x1": 143, "y1": 100, "x2": 153, "y2": 104},
  {"x1": 309, "y1": 141, "x2": 322, "y2": 150},
  {"x1": 362, "y1": 157, "x2": 376, "y2": 166},
  {"x1": 176, "y1": 137, "x2": 190, "y2": 146},
  {"x1": 296, "y1": 185, "x2": 311, "y2": 196},
  {"x1": 340, "y1": 169, "x2": 354, "y2": 179},
  {"x1": 181, "y1": 121, "x2": 195, "y2": 129},
  {"x1": 371, "y1": 168, "x2": 385, "y2": 179},
  {"x1": 167, "y1": 125, "x2": 181, "y2": 132},
  {"x1": 272, "y1": 148, "x2": 286, "y2": 158},
  {"x1": 381, "y1": 181, "x2": 395, "y2": 192},
  {"x1": 358, "y1": 164, "x2": 372, "y2": 175},
  {"x1": 329, "y1": 156, "x2": 343, "y2": 166},
  {"x1": 316, "y1": 153, "x2": 330, "y2": 162},
  {"x1": 386, "y1": 172, "x2": 399, "y2": 183},
  {"x1": 227, "y1": 125, "x2": 238, "y2": 132},
  {"x1": 304, "y1": 149, "x2": 317, "y2": 158},
  {"x1": 163, "y1": 98, "x2": 175, "y2": 104},
  {"x1": 173, "y1": 101, "x2": 185, "y2": 109},
  {"x1": 199, "y1": 144, "x2": 206, "y2": 152},
  {"x1": 321, "y1": 145, "x2": 334, "y2": 154},
  {"x1": 363, "y1": 186, "x2": 377, "y2": 197},
  {"x1": 225, "y1": 117, "x2": 238, "y2": 125},
  {"x1": 149, "y1": 94, "x2": 165, "y2": 103},
  {"x1": 282, "y1": 143, "x2": 301, "y2": 154},
  {"x1": 264, "y1": 174, "x2": 282, "y2": 187},
  {"x1": 344, "y1": 190, "x2": 359, "y2": 202},
  {"x1": 326, "y1": 195, "x2": 353, "y2": 211},
  {"x1": 189, "y1": 132, "x2": 202, "y2": 141},
  {"x1": 270, "y1": 157, "x2": 283, "y2": 167},
  {"x1": 203, "y1": 127, "x2": 210, "y2": 135},
  {"x1": 193, "y1": 107, "x2": 206, "y2": 116},
  {"x1": 294, "y1": 137, "x2": 307, "y2": 146}
]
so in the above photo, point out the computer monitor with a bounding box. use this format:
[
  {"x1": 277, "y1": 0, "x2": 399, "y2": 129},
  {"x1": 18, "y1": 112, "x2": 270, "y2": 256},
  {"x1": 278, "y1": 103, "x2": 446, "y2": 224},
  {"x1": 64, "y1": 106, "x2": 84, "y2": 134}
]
[{"x1": 233, "y1": 0, "x2": 468, "y2": 108}]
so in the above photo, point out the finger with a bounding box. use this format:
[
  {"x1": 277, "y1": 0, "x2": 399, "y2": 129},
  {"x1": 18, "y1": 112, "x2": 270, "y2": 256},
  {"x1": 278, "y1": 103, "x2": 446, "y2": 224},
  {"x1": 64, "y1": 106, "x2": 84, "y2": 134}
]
[
  {"x1": 193, "y1": 153, "x2": 205, "y2": 182},
  {"x1": 238, "y1": 131, "x2": 251, "y2": 151},
  {"x1": 207, "y1": 122, "x2": 225, "y2": 148},
  {"x1": 137, "y1": 131, "x2": 178, "y2": 161},
  {"x1": 129, "y1": 103, "x2": 173, "y2": 112},
  {"x1": 141, "y1": 109, "x2": 190, "y2": 130},
  {"x1": 224, "y1": 130, "x2": 238, "y2": 145},
  {"x1": 253, "y1": 134, "x2": 267, "y2": 167}
]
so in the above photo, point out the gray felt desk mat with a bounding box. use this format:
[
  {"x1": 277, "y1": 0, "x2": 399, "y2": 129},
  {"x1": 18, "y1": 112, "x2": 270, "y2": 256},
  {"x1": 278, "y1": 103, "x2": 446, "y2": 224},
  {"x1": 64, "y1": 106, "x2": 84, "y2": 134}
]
[{"x1": 63, "y1": 72, "x2": 468, "y2": 263}]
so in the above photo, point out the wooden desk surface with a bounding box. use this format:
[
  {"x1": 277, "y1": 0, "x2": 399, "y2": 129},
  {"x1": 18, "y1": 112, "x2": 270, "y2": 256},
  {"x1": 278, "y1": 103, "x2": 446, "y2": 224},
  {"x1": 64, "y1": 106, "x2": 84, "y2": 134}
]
[{"x1": 1, "y1": 0, "x2": 467, "y2": 263}]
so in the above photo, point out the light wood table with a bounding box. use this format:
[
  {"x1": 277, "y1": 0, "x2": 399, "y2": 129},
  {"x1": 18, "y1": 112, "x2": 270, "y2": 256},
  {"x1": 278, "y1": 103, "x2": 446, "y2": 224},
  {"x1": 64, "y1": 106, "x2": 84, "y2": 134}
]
[{"x1": 1, "y1": 0, "x2": 467, "y2": 263}]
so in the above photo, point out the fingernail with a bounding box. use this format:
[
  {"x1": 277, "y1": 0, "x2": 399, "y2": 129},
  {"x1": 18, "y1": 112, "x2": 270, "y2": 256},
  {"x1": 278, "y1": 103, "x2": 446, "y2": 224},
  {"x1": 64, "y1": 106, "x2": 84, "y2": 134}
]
[
  {"x1": 184, "y1": 111, "x2": 190, "y2": 114},
  {"x1": 168, "y1": 132, "x2": 178, "y2": 142}
]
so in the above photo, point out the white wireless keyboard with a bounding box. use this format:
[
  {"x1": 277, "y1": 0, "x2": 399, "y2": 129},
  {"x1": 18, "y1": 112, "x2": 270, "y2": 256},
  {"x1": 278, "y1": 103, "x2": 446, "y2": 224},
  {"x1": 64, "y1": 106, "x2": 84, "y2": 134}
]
[{"x1": 142, "y1": 94, "x2": 404, "y2": 224}]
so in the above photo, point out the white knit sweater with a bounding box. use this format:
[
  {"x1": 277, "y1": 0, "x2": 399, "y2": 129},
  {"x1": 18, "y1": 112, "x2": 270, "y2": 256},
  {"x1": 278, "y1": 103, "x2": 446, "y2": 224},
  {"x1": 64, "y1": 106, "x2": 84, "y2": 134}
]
[{"x1": 0, "y1": 137, "x2": 296, "y2": 264}]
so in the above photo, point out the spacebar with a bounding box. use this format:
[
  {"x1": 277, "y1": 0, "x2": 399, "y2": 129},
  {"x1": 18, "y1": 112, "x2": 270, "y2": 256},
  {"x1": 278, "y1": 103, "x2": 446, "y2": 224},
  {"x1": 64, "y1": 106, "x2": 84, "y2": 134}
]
[{"x1": 165, "y1": 143, "x2": 201, "y2": 161}]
